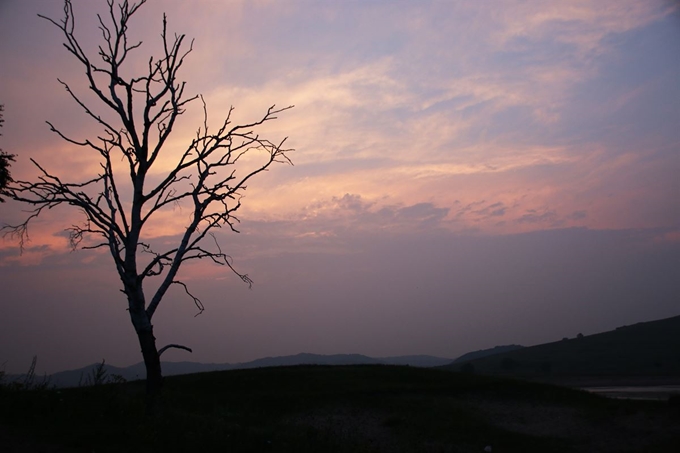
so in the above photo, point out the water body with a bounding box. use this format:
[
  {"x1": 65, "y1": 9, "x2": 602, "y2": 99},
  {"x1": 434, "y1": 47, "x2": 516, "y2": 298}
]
[{"x1": 583, "y1": 385, "x2": 680, "y2": 401}]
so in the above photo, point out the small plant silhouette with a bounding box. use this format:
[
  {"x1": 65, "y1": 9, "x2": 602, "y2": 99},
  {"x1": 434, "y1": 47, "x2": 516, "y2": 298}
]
[
  {"x1": 0, "y1": 356, "x2": 51, "y2": 391},
  {"x1": 79, "y1": 359, "x2": 127, "y2": 387}
]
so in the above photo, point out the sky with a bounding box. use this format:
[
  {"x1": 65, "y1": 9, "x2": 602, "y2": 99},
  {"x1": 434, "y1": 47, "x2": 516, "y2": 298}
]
[{"x1": 0, "y1": 0, "x2": 679, "y2": 374}]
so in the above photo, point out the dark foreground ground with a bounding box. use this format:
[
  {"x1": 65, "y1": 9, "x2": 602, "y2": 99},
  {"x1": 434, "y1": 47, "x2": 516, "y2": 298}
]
[{"x1": 1, "y1": 365, "x2": 679, "y2": 452}]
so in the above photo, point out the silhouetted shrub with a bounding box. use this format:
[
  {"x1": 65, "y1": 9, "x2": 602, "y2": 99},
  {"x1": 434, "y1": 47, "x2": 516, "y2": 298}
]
[
  {"x1": 0, "y1": 356, "x2": 51, "y2": 391},
  {"x1": 78, "y1": 359, "x2": 127, "y2": 387}
]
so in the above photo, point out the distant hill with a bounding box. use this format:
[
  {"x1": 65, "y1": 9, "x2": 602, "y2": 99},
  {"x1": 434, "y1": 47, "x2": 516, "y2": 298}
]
[
  {"x1": 443, "y1": 315, "x2": 680, "y2": 382},
  {"x1": 17, "y1": 353, "x2": 452, "y2": 388},
  {"x1": 451, "y1": 345, "x2": 524, "y2": 364},
  {"x1": 379, "y1": 355, "x2": 454, "y2": 367}
]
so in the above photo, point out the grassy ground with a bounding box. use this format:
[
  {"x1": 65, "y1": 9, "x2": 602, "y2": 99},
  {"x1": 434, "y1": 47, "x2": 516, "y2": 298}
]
[{"x1": 1, "y1": 365, "x2": 679, "y2": 452}]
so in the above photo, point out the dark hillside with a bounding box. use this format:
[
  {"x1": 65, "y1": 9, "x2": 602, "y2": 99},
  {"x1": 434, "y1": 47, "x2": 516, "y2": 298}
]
[
  {"x1": 452, "y1": 344, "x2": 525, "y2": 363},
  {"x1": 2, "y1": 365, "x2": 679, "y2": 452},
  {"x1": 444, "y1": 315, "x2": 680, "y2": 382}
]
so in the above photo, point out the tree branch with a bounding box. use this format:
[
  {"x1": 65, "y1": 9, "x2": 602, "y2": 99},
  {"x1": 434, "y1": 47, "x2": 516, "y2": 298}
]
[
  {"x1": 12, "y1": 0, "x2": 292, "y2": 330},
  {"x1": 158, "y1": 343, "x2": 192, "y2": 357}
]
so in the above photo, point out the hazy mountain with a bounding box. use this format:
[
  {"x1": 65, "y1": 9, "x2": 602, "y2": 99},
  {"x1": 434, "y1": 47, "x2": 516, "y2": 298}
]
[
  {"x1": 16, "y1": 353, "x2": 453, "y2": 388},
  {"x1": 15, "y1": 315, "x2": 680, "y2": 389},
  {"x1": 451, "y1": 345, "x2": 525, "y2": 364},
  {"x1": 442, "y1": 315, "x2": 680, "y2": 381}
]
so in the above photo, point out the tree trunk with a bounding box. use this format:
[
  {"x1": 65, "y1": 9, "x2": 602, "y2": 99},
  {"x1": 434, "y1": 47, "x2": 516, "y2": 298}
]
[
  {"x1": 126, "y1": 282, "x2": 163, "y2": 414},
  {"x1": 136, "y1": 325, "x2": 163, "y2": 414}
]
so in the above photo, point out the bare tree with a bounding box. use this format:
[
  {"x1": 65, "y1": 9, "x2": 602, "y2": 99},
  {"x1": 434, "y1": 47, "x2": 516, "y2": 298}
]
[{"x1": 4, "y1": 0, "x2": 292, "y2": 407}]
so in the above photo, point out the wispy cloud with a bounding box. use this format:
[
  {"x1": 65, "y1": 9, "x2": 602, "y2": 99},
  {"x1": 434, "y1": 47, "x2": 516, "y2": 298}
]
[{"x1": 3, "y1": 0, "x2": 677, "y2": 241}]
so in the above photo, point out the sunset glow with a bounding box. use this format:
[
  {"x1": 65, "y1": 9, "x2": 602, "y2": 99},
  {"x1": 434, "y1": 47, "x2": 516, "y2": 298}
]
[{"x1": 0, "y1": 0, "x2": 678, "y2": 374}]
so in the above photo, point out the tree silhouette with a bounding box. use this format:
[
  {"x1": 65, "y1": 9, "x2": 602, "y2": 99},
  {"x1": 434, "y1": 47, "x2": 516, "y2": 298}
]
[
  {"x1": 0, "y1": 104, "x2": 16, "y2": 202},
  {"x1": 4, "y1": 0, "x2": 292, "y2": 409}
]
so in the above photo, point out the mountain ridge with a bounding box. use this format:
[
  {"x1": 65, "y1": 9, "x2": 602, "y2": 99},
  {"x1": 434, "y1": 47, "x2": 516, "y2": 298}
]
[
  {"x1": 443, "y1": 314, "x2": 680, "y2": 382},
  {"x1": 10, "y1": 314, "x2": 680, "y2": 388},
  {"x1": 15, "y1": 353, "x2": 454, "y2": 388},
  {"x1": 452, "y1": 344, "x2": 525, "y2": 363}
]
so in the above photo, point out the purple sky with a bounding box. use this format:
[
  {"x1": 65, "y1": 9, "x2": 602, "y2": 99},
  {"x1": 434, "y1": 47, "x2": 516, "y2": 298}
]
[{"x1": 1, "y1": 0, "x2": 679, "y2": 374}]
